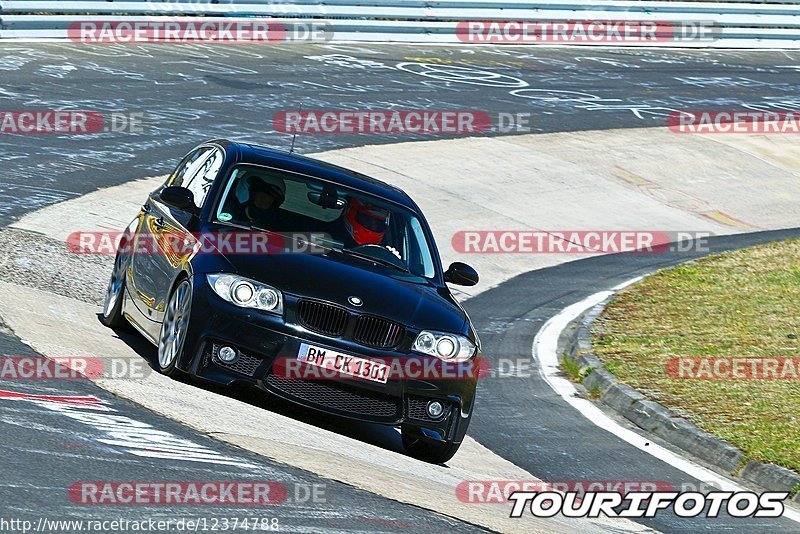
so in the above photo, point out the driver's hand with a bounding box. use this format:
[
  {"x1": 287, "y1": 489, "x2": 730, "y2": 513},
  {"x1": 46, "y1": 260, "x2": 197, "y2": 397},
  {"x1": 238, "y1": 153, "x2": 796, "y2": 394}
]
[{"x1": 385, "y1": 245, "x2": 401, "y2": 260}]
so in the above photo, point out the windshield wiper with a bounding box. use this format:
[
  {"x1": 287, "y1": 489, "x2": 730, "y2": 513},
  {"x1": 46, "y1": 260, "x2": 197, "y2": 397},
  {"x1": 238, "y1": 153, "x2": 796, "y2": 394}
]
[{"x1": 337, "y1": 249, "x2": 411, "y2": 274}]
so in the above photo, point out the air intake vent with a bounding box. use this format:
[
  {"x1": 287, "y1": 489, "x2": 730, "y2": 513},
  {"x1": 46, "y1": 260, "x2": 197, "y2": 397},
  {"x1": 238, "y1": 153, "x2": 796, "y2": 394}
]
[
  {"x1": 296, "y1": 299, "x2": 349, "y2": 337},
  {"x1": 353, "y1": 315, "x2": 404, "y2": 349},
  {"x1": 266, "y1": 372, "x2": 400, "y2": 420},
  {"x1": 210, "y1": 344, "x2": 262, "y2": 377}
]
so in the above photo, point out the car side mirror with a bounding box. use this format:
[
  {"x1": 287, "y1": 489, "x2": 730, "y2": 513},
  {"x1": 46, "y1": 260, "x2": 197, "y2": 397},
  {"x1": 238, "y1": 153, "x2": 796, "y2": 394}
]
[
  {"x1": 444, "y1": 262, "x2": 479, "y2": 286},
  {"x1": 160, "y1": 186, "x2": 199, "y2": 214}
]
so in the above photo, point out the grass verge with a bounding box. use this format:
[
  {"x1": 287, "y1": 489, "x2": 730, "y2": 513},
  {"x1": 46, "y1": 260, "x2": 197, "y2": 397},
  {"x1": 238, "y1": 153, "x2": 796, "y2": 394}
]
[{"x1": 592, "y1": 239, "x2": 800, "y2": 472}]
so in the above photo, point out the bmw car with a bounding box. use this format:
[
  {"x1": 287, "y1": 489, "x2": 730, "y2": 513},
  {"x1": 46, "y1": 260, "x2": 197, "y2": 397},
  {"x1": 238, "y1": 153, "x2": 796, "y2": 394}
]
[{"x1": 101, "y1": 139, "x2": 481, "y2": 463}]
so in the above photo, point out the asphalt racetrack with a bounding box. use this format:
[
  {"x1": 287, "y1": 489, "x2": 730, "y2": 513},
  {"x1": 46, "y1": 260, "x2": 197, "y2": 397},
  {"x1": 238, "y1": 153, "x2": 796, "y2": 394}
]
[{"x1": 0, "y1": 43, "x2": 798, "y2": 221}]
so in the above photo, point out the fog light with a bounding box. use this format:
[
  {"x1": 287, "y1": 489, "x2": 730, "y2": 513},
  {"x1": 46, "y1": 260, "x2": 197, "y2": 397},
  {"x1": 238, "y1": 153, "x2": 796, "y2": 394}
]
[
  {"x1": 218, "y1": 346, "x2": 238, "y2": 363},
  {"x1": 427, "y1": 400, "x2": 444, "y2": 419}
]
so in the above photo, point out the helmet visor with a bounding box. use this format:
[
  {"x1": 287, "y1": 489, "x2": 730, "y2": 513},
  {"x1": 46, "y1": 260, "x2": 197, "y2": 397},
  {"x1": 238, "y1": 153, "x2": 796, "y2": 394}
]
[{"x1": 355, "y1": 211, "x2": 388, "y2": 233}]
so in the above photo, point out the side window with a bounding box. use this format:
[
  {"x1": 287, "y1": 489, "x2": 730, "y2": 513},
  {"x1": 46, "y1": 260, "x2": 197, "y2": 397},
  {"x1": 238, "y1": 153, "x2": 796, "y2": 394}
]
[
  {"x1": 183, "y1": 148, "x2": 223, "y2": 208},
  {"x1": 167, "y1": 147, "x2": 223, "y2": 209},
  {"x1": 168, "y1": 148, "x2": 210, "y2": 188},
  {"x1": 408, "y1": 216, "x2": 435, "y2": 278}
]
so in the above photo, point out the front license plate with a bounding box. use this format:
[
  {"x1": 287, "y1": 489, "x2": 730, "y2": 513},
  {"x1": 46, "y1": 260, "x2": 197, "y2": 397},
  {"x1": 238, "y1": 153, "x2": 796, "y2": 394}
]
[{"x1": 297, "y1": 343, "x2": 389, "y2": 384}]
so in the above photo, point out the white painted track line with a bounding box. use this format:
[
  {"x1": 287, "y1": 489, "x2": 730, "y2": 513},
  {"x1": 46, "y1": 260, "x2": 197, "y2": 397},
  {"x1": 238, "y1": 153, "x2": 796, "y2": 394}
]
[{"x1": 533, "y1": 279, "x2": 800, "y2": 524}]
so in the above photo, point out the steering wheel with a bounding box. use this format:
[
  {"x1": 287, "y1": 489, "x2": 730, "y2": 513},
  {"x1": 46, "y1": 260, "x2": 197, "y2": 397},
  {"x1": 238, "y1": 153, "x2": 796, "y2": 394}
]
[{"x1": 351, "y1": 244, "x2": 404, "y2": 267}]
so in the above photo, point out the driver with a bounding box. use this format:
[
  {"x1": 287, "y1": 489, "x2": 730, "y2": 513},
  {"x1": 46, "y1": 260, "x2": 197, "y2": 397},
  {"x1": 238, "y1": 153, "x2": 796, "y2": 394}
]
[
  {"x1": 342, "y1": 197, "x2": 401, "y2": 259},
  {"x1": 231, "y1": 174, "x2": 286, "y2": 227},
  {"x1": 343, "y1": 197, "x2": 389, "y2": 246}
]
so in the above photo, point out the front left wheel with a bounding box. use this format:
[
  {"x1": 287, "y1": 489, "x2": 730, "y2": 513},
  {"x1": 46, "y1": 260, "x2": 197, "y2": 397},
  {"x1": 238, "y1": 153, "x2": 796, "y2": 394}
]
[
  {"x1": 157, "y1": 278, "x2": 193, "y2": 378},
  {"x1": 100, "y1": 248, "x2": 129, "y2": 330}
]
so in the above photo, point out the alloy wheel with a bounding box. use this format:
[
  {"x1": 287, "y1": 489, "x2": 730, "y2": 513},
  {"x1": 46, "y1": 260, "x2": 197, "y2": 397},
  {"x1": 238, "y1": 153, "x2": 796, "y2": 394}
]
[{"x1": 158, "y1": 279, "x2": 192, "y2": 370}]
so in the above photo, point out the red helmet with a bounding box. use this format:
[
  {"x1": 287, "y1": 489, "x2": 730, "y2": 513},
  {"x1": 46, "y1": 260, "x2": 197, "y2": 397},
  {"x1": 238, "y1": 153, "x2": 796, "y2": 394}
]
[{"x1": 345, "y1": 198, "x2": 390, "y2": 246}]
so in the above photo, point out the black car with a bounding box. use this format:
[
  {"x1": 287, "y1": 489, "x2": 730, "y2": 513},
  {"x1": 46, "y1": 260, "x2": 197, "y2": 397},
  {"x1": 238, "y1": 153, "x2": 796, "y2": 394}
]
[{"x1": 101, "y1": 139, "x2": 481, "y2": 463}]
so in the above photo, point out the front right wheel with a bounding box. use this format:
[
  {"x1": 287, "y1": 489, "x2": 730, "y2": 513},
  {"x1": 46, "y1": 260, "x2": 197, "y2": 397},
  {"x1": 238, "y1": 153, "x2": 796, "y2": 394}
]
[
  {"x1": 401, "y1": 425, "x2": 461, "y2": 464},
  {"x1": 157, "y1": 278, "x2": 192, "y2": 378}
]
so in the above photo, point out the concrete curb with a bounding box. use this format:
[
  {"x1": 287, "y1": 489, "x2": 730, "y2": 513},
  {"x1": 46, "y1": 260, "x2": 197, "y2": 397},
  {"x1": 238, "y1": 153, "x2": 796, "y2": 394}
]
[{"x1": 563, "y1": 300, "x2": 800, "y2": 496}]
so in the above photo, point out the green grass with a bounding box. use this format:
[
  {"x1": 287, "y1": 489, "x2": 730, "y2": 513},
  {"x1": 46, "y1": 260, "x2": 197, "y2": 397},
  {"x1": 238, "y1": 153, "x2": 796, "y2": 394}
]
[
  {"x1": 593, "y1": 239, "x2": 800, "y2": 473},
  {"x1": 561, "y1": 354, "x2": 584, "y2": 382},
  {"x1": 561, "y1": 353, "x2": 598, "y2": 396}
]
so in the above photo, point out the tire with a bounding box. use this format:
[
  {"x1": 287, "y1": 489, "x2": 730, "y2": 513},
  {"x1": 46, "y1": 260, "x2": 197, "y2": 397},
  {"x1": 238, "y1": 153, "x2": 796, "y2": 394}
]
[
  {"x1": 401, "y1": 426, "x2": 461, "y2": 464},
  {"x1": 157, "y1": 278, "x2": 192, "y2": 378},
  {"x1": 100, "y1": 247, "x2": 130, "y2": 330}
]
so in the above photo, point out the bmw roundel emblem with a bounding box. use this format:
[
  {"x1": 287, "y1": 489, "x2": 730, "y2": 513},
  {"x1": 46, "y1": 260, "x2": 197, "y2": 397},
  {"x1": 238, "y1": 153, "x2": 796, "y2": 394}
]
[{"x1": 348, "y1": 296, "x2": 363, "y2": 307}]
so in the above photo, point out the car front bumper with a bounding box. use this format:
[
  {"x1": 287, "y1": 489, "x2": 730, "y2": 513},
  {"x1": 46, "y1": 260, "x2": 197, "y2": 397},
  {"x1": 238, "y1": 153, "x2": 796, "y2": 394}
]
[{"x1": 180, "y1": 275, "x2": 478, "y2": 444}]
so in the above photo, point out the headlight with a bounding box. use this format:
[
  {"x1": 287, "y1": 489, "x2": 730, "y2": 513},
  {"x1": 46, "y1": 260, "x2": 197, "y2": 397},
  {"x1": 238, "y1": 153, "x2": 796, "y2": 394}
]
[
  {"x1": 412, "y1": 330, "x2": 475, "y2": 362},
  {"x1": 206, "y1": 274, "x2": 283, "y2": 315}
]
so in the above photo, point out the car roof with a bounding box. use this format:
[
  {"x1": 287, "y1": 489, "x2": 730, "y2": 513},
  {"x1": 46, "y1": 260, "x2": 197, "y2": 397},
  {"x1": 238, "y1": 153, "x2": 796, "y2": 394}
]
[{"x1": 209, "y1": 140, "x2": 417, "y2": 211}]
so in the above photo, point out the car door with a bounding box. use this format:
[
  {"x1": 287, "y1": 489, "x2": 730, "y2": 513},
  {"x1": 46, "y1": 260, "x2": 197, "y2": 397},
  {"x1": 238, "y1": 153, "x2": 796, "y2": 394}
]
[
  {"x1": 149, "y1": 146, "x2": 225, "y2": 325},
  {"x1": 129, "y1": 146, "x2": 217, "y2": 336}
]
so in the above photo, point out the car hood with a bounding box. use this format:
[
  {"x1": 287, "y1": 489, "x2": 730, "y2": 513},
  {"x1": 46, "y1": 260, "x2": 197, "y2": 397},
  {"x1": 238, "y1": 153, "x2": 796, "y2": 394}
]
[{"x1": 222, "y1": 251, "x2": 466, "y2": 332}]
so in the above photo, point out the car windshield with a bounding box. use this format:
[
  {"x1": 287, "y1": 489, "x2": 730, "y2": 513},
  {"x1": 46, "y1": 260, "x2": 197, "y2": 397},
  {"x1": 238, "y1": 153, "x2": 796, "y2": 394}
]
[{"x1": 213, "y1": 164, "x2": 437, "y2": 279}]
